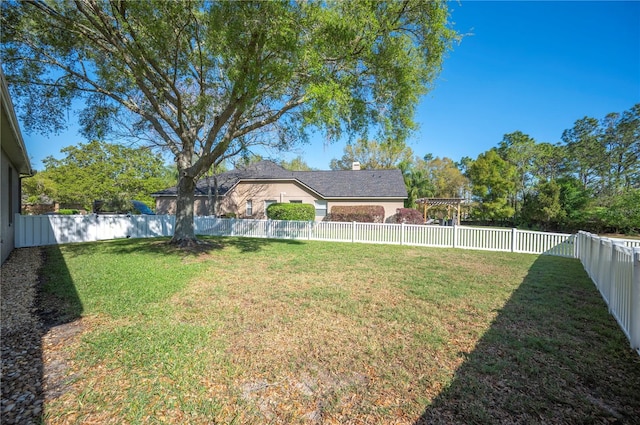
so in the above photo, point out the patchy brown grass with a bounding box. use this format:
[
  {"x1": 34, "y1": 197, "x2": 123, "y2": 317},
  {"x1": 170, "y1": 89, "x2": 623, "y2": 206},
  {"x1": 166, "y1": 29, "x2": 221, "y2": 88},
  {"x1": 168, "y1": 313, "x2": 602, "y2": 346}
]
[{"x1": 39, "y1": 238, "x2": 640, "y2": 424}]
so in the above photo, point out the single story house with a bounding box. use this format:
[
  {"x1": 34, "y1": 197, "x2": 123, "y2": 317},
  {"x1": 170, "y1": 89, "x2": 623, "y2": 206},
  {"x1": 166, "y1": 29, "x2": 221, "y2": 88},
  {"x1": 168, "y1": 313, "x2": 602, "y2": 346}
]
[
  {"x1": 152, "y1": 161, "x2": 408, "y2": 221},
  {"x1": 1, "y1": 69, "x2": 33, "y2": 263}
]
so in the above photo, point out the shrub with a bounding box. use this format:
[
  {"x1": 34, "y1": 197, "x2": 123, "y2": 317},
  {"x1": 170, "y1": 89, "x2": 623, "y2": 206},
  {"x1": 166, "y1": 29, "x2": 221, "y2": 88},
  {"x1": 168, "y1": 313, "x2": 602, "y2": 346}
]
[
  {"x1": 325, "y1": 205, "x2": 385, "y2": 223},
  {"x1": 387, "y1": 208, "x2": 424, "y2": 224},
  {"x1": 266, "y1": 203, "x2": 315, "y2": 221},
  {"x1": 58, "y1": 209, "x2": 80, "y2": 215}
]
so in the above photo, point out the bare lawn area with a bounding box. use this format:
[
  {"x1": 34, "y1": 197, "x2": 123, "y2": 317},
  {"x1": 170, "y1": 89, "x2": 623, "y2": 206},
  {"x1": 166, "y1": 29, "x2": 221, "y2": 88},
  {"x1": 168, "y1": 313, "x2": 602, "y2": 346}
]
[{"x1": 4, "y1": 237, "x2": 640, "y2": 424}]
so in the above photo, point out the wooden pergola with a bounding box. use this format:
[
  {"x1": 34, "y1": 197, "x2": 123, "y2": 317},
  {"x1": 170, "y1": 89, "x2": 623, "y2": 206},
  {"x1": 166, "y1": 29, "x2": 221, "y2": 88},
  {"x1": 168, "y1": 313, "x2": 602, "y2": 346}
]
[{"x1": 416, "y1": 197, "x2": 464, "y2": 224}]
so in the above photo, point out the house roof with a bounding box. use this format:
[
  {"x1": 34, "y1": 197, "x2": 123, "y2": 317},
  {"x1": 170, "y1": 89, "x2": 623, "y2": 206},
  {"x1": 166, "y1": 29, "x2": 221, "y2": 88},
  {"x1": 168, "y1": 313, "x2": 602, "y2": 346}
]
[
  {"x1": 0, "y1": 69, "x2": 33, "y2": 176},
  {"x1": 153, "y1": 161, "x2": 408, "y2": 199}
]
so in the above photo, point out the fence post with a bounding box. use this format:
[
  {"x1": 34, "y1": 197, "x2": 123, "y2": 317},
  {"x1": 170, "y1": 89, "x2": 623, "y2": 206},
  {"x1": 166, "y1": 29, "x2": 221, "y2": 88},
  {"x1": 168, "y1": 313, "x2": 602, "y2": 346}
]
[
  {"x1": 352, "y1": 221, "x2": 356, "y2": 243},
  {"x1": 511, "y1": 228, "x2": 517, "y2": 253},
  {"x1": 588, "y1": 233, "x2": 597, "y2": 279},
  {"x1": 632, "y1": 248, "x2": 640, "y2": 353},
  {"x1": 401, "y1": 222, "x2": 405, "y2": 245},
  {"x1": 610, "y1": 243, "x2": 620, "y2": 315},
  {"x1": 452, "y1": 224, "x2": 457, "y2": 248},
  {"x1": 598, "y1": 238, "x2": 612, "y2": 303}
]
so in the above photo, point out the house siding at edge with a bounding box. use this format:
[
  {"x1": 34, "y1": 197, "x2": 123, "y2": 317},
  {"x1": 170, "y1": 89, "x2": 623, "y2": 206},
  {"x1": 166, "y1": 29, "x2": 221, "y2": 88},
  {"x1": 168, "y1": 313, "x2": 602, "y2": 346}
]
[
  {"x1": 1, "y1": 69, "x2": 33, "y2": 263},
  {"x1": 153, "y1": 161, "x2": 407, "y2": 222}
]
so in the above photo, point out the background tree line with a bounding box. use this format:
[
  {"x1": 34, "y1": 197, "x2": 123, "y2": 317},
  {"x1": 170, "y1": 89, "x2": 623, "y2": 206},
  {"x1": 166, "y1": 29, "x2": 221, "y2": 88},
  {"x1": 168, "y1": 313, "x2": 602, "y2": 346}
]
[
  {"x1": 23, "y1": 140, "x2": 175, "y2": 213},
  {"x1": 330, "y1": 103, "x2": 639, "y2": 234}
]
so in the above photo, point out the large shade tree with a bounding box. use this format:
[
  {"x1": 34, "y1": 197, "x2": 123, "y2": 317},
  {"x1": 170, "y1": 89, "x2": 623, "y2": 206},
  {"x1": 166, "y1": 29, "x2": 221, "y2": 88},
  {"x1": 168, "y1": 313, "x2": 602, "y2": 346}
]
[{"x1": 1, "y1": 0, "x2": 457, "y2": 246}]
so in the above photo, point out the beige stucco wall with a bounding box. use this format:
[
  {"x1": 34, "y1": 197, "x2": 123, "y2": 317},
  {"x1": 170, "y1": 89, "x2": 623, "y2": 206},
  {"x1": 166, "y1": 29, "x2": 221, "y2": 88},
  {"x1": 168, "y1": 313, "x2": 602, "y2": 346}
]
[
  {"x1": 154, "y1": 180, "x2": 405, "y2": 222},
  {"x1": 222, "y1": 180, "x2": 319, "y2": 219},
  {"x1": 1, "y1": 148, "x2": 20, "y2": 263}
]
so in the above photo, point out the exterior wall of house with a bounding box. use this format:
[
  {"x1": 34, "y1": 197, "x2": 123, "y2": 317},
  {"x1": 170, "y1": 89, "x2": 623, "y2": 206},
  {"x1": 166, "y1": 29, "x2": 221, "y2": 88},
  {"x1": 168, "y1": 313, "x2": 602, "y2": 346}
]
[
  {"x1": 154, "y1": 196, "x2": 217, "y2": 216},
  {"x1": 326, "y1": 200, "x2": 405, "y2": 222},
  {"x1": 154, "y1": 181, "x2": 405, "y2": 222},
  {"x1": 1, "y1": 148, "x2": 21, "y2": 263},
  {"x1": 221, "y1": 180, "x2": 319, "y2": 219},
  {"x1": 154, "y1": 196, "x2": 174, "y2": 215},
  {"x1": 155, "y1": 181, "x2": 321, "y2": 219},
  {"x1": 1, "y1": 74, "x2": 32, "y2": 263}
]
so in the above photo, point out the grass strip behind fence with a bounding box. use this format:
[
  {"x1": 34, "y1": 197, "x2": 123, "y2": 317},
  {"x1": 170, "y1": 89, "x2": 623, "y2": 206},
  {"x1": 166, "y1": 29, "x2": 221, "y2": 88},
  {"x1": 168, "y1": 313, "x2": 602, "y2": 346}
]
[{"x1": 40, "y1": 237, "x2": 640, "y2": 424}]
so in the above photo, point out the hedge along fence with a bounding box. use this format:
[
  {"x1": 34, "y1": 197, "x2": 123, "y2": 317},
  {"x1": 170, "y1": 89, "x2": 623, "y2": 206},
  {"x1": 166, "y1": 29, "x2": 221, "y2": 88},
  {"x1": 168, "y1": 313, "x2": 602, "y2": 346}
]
[
  {"x1": 266, "y1": 203, "x2": 316, "y2": 221},
  {"x1": 387, "y1": 208, "x2": 424, "y2": 224},
  {"x1": 325, "y1": 205, "x2": 385, "y2": 223}
]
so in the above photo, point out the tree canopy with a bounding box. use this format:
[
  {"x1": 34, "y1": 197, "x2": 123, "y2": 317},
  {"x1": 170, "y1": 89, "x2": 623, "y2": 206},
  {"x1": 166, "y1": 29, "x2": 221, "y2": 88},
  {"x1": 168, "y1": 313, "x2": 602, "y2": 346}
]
[
  {"x1": 1, "y1": 0, "x2": 458, "y2": 245},
  {"x1": 458, "y1": 104, "x2": 639, "y2": 232},
  {"x1": 467, "y1": 149, "x2": 516, "y2": 221},
  {"x1": 330, "y1": 138, "x2": 414, "y2": 170},
  {"x1": 280, "y1": 156, "x2": 314, "y2": 171},
  {"x1": 23, "y1": 140, "x2": 173, "y2": 211}
]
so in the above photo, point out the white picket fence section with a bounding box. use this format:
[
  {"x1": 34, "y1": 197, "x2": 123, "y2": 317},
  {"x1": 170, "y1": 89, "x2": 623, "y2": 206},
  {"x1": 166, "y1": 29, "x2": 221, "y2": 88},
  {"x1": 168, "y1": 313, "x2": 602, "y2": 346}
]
[
  {"x1": 576, "y1": 231, "x2": 640, "y2": 354},
  {"x1": 15, "y1": 214, "x2": 576, "y2": 256}
]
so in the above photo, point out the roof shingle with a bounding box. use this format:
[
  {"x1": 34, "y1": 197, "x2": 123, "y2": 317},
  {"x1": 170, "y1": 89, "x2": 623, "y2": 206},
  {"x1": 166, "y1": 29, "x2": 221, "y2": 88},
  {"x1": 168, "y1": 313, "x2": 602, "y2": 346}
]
[{"x1": 152, "y1": 161, "x2": 407, "y2": 199}]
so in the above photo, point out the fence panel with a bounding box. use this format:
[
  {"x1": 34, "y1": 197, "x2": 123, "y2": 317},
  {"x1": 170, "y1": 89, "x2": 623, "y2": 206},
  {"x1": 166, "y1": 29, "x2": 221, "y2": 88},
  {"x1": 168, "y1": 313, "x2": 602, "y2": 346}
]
[
  {"x1": 576, "y1": 231, "x2": 640, "y2": 354},
  {"x1": 269, "y1": 220, "x2": 309, "y2": 240},
  {"x1": 609, "y1": 237, "x2": 640, "y2": 249},
  {"x1": 517, "y1": 230, "x2": 575, "y2": 257},
  {"x1": 354, "y1": 222, "x2": 401, "y2": 245},
  {"x1": 310, "y1": 221, "x2": 353, "y2": 242},
  {"x1": 15, "y1": 214, "x2": 177, "y2": 247},
  {"x1": 403, "y1": 225, "x2": 453, "y2": 247},
  {"x1": 457, "y1": 227, "x2": 511, "y2": 252},
  {"x1": 610, "y1": 244, "x2": 634, "y2": 342}
]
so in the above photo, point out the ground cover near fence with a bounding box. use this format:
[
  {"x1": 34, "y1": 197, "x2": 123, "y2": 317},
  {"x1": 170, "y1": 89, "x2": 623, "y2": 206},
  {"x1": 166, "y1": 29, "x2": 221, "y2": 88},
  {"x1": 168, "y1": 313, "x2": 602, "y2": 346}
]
[{"x1": 40, "y1": 237, "x2": 640, "y2": 424}]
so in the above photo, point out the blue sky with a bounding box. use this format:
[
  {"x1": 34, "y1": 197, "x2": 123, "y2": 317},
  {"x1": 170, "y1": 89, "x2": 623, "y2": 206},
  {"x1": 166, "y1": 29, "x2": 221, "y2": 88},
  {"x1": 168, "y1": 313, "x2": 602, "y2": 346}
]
[{"x1": 18, "y1": 1, "x2": 640, "y2": 171}]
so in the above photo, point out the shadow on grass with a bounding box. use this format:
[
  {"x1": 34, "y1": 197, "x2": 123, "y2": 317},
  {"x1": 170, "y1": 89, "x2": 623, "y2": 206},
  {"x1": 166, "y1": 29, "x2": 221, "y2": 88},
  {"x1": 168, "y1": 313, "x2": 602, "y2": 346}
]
[
  {"x1": 415, "y1": 255, "x2": 640, "y2": 424},
  {"x1": 70, "y1": 235, "x2": 307, "y2": 257},
  {"x1": 39, "y1": 244, "x2": 84, "y2": 325}
]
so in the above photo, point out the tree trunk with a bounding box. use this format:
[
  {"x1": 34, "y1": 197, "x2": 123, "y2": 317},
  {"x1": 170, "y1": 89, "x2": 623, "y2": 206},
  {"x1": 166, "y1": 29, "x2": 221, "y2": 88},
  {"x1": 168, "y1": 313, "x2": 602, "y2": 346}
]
[
  {"x1": 213, "y1": 174, "x2": 218, "y2": 216},
  {"x1": 171, "y1": 174, "x2": 198, "y2": 247}
]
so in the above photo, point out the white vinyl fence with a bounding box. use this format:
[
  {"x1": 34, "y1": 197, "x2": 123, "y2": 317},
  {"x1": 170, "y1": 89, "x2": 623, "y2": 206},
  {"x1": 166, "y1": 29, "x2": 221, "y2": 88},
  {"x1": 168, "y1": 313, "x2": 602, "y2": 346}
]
[
  {"x1": 576, "y1": 231, "x2": 640, "y2": 354},
  {"x1": 15, "y1": 214, "x2": 576, "y2": 256},
  {"x1": 15, "y1": 214, "x2": 175, "y2": 247}
]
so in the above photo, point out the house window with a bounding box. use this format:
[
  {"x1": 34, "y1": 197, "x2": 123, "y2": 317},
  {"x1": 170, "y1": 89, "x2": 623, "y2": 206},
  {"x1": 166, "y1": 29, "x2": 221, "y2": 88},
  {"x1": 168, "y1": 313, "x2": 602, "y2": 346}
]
[
  {"x1": 314, "y1": 200, "x2": 327, "y2": 217},
  {"x1": 289, "y1": 200, "x2": 302, "y2": 203},
  {"x1": 246, "y1": 200, "x2": 253, "y2": 216}
]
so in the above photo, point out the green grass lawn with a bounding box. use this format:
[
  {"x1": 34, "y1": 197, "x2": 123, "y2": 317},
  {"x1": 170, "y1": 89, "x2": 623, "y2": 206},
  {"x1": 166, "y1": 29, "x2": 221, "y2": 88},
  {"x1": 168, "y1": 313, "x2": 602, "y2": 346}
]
[{"x1": 40, "y1": 237, "x2": 640, "y2": 424}]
